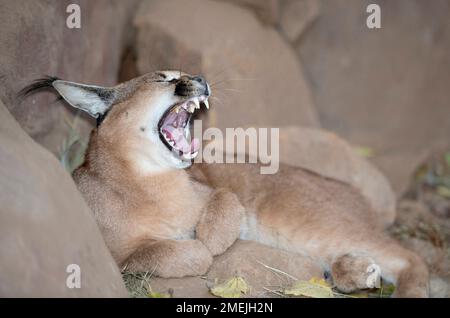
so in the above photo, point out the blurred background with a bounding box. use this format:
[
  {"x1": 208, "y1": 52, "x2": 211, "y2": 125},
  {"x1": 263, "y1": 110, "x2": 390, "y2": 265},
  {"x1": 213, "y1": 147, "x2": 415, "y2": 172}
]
[{"x1": 1, "y1": 0, "x2": 450, "y2": 297}]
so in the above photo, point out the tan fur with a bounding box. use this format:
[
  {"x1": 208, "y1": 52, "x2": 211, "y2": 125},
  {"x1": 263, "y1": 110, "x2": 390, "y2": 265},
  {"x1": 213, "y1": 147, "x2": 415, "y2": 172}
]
[{"x1": 71, "y1": 71, "x2": 429, "y2": 297}]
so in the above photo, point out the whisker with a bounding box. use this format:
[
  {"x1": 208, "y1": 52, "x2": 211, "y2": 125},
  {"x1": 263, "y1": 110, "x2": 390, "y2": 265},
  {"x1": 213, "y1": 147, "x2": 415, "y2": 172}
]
[
  {"x1": 210, "y1": 78, "x2": 257, "y2": 87},
  {"x1": 213, "y1": 87, "x2": 243, "y2": 93},
  {"x1": 207, "y1": 66, "x2": 232, "y2": 81},
  {"x1": 210, "y1": 96, "x2": 226, "y2": 107}
]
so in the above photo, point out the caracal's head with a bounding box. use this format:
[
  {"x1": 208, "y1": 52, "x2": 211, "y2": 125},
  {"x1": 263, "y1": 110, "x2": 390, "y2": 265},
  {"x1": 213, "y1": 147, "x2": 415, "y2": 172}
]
[{"x1": 20, "y1": 71, "x2": 211, "y2": 173}]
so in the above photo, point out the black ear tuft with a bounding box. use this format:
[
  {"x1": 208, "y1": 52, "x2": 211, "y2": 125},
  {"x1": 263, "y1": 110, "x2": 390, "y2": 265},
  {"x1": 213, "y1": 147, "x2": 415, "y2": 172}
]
[{"x1": 17, "y1": 76, "x2": 61, "y2": 99}]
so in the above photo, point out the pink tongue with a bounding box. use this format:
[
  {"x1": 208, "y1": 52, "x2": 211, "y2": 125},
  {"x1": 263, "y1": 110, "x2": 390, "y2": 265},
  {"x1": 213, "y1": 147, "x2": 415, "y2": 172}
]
[{"x1": 163, "y1": 126, "x2": 199, "y2": 154}]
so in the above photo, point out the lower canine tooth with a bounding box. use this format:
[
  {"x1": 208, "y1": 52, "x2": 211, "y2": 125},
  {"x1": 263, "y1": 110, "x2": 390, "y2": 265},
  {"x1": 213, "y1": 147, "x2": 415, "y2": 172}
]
[{"x1": 204, "y1": 99, "x2": 209, "y2": 109}]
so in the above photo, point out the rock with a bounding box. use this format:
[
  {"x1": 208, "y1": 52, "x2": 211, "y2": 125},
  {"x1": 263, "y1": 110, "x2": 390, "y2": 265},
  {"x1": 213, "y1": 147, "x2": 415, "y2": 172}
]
[
  {"x1": 0, "y1": 101, "x2": 127, "y2": 297},
  {"x1": 371, "y1": 150, "x2": 430, "y2": 197},
  {"x1": 298, "y1": 0, "x2": 450, "y2": 196},
  {"x1": 148, "y1": 276, "x2": 213, "y2": 298},
  {"x1": 430, "y1": 276, "x2": 450, "y2": 298},
  {"x1": 134, "y1": 0, "x2": 319, "y2": 131},
  {"x1": 279, "y1": 0, "x2": 320, "y2": 43},
  {"x1": 0, "y1": 0, "x2": 139, "y2": 155},
  {"x1": 149, "y1": 240, "x2": 322, "y2": 298},
  {"x1": 207, "y1": 240, "x2": 323, "y2": 297},
  {"x1": 214, "y1": 0, "x2": 280, "y2": 25}
]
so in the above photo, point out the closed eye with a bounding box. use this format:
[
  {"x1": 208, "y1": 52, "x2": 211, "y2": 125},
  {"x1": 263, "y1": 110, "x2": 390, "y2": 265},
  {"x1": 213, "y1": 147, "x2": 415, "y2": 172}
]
[
  {"x1": 154, "y1": 73, "x2": 178, "y2": 83},
  {"x1": 155, "y1": 72, "x2": 167, "y2": 80}
]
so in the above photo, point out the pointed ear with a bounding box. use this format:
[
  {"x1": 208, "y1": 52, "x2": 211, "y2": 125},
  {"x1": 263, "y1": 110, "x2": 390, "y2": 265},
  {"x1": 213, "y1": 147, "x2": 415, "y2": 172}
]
[{"x1": 52, "y1": 80, "x2": 116, "y2": 118}]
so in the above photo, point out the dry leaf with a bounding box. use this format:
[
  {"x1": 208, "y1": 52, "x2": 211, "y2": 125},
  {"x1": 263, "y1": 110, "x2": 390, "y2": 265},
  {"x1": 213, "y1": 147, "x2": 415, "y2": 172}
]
[
  {"x1": 284, "y1": 277, "x2": 334, "y2": 298},
  {"x1": 148, "y1": 291, "x2": 170, "y2": 298},
  {"x1": 210, "y1": 276, "x2": 248, "y2": 298},
  {"x1": 355, "y1": 146, "x2": 374, "y2": 158}
]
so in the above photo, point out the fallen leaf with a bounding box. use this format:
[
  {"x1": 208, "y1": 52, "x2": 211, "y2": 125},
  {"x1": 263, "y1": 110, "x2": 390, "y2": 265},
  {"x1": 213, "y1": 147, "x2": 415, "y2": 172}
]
[
  {"x1": 148, "y1": 291, "x2": 171, "y2": 298},
  {"x1": 355, "y1": 146, "x2": 374, "y2": 158},
  {"x1": 437, "y1": 185, "x2": 450, "y2": 199},
  {"x1": 284, "y1": 277, "x2": 334, "y2": 298},
  {"x1": 210, "y1": 276, "x2": 248, "y2": 298},
  {"x1": 377, "y1": 283, "x2": 396, "y2": 298},
  {"x1": 309, "y1": 277, "x2": 331, "y2": 287}
]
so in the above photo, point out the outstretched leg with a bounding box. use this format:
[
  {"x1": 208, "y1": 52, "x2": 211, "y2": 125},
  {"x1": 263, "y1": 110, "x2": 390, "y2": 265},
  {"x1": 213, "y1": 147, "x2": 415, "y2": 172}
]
[{"x1": 124, "y1": 239, "x2": 213, "y2": 278}]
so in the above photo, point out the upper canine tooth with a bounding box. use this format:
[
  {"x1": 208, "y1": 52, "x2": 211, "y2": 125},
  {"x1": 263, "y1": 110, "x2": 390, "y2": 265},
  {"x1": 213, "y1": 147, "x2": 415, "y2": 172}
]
[{"x1": 204, "y1": 99, "x2": 210, "y2": 109}]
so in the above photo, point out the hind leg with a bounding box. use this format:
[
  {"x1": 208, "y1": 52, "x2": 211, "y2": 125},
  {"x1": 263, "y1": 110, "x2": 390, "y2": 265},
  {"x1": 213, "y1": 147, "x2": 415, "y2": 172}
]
[{"x1": 330, "y1": 235, "x2": 429, "y2": 297}]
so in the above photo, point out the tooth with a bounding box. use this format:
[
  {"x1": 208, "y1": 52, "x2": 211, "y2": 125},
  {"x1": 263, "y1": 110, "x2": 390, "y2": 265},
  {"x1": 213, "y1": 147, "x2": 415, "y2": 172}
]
[
  {"x1": 193, "y1": 98, "x2": 200, "y2": 109},
  {"x1": 188, "y1": 102, "x2": 195, "y2": 113},
  {"x1": 204, "y1": 99, "x2": 209, "y2": 109}
]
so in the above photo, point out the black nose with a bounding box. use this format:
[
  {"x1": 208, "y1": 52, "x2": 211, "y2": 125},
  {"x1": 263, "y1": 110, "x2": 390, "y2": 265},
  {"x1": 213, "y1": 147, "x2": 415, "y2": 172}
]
[{"x1": 175, "y1": 75, "x2": 209, "y2": 97}]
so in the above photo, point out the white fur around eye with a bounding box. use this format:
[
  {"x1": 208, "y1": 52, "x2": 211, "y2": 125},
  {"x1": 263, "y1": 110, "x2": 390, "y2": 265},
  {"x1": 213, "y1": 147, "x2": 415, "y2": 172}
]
[
  {"x1": 160, "y1": 70, "x2": 183, "y2": 82},
  {"x1": 53, "y1": 81, "x2": 109, "y2": 118}
]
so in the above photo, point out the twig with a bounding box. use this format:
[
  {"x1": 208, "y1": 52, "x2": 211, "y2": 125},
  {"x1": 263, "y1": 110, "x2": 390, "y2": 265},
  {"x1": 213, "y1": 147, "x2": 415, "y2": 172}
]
[
  {"x1": 256, "y1": 260, "x2": 298, "y2": 281},
  {"x1": 262, "y1": 287, "x2": 286, "y2": 298}
]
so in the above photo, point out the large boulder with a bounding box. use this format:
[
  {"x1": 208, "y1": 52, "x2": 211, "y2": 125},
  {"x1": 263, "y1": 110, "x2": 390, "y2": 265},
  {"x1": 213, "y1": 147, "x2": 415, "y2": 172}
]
[
  {"x1": 134, "y1": 0, "x2": 319, "y2": 131},
  {"x1": 0, "y1": 0, "x2": 139, "y2": 155},
  {"x1": 0, "y1": 101, "x2": 127, "y2": 297},
  {"x1": 298, "y1": 0, "x2": 450, "y2": 195},
  {"x1": 215, "y1": 0, "x2": 321, "y2": 43},
  {"x1": 214, "y1": 0, "x2": 280, "y2": 25},
  {"x1": 279, "y1": 0, "x2": 320, "y2": 43}
]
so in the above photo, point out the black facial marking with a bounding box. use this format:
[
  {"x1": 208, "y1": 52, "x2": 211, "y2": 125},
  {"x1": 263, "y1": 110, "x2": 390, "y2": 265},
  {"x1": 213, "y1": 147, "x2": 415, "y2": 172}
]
[
  {"x1": 140, "y1": 127, "x2": 146, "y2": 132},
  {"x1": 83, "y1": 86, "x2": 116, "y2": 104},
  {"x1": 175, "y1": 82, "x2": 194, "y2": 97},
  {"x1": 96, "y1": 109, "x2": 110, "y2": 127},
  {"x1": 155, "y1": 72, "x2": 167, "y2": 79}
]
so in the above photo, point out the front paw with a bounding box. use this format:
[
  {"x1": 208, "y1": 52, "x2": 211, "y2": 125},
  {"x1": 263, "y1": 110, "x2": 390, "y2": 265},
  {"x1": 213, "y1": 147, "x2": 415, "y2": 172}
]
[{"x1": 197, "y1": 189, "x2": 244, "y2": 256}]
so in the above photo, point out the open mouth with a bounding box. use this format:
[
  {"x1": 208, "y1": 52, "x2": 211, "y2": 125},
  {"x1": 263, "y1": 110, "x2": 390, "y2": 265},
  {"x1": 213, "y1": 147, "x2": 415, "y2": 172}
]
[{"x1": 158, "y1": 95, "x2": 209, "y2": 161}]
